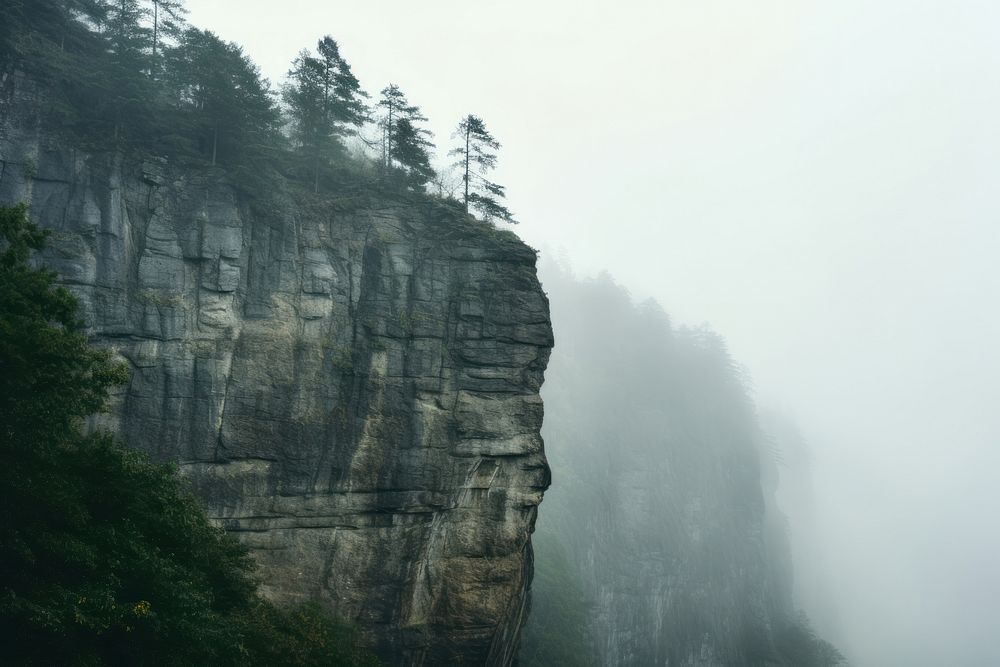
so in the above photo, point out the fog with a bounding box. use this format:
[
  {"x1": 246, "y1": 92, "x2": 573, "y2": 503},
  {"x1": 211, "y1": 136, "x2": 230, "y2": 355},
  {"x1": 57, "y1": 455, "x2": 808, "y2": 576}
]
[{"x1": 186, "y1": 2, "x2": 1000, "y2": 664}]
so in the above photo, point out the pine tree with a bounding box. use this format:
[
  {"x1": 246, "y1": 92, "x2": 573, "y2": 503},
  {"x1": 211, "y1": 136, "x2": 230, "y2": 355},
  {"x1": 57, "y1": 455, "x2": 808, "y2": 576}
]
[
  {"x1": 165, "y1": 28, "x2": 280, "y2": 166},
  {"x1": 392, "y1": 117, "x2": 435, "y2": 188},
  {"x1": 0, "y1": 0, "x2": 108, "y2": 62},
  {"x1": 376, "y1": 85, "x2": 418, "y2": 166},
  {"x1": 144, "y1": 0, "x2": 187, "y2": 61},
  {"x1": 283, "y1": 50, "x2": 325, "y2": 171},
  {"x1": 315, "y1": 36, "x2": 366, "y2": 130},
  {"x1": 283, "y1": 36, "x2": 367, "y2": 192},
  {"x1": 106, "y1": 0, "x2": 152, "y2": 60},
  {"x1": 375, "y1": 84, "x2": 435, "y2": 188},
  {"x1": 101, "y1": 0, "x2": 156, "y2": 143},
  {"x1": 377, "y1": 84, "x2": 407, "y2": 168},
  {"x1": 449, "y1": 114, "x2": 516, "y2": 223}
]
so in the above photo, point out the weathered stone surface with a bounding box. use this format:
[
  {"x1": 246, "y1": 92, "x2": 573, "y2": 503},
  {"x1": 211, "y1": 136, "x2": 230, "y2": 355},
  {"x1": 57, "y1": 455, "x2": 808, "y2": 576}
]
[{"x1": 1, "y1": 75, "x2": 552, "y2": 665}]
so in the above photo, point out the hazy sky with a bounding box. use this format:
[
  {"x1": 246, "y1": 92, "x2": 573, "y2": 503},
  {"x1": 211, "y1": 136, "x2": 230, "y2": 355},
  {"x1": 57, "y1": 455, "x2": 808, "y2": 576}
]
[{"x1": 186, "y1": 2, "x2": 1000, "y2": 664}]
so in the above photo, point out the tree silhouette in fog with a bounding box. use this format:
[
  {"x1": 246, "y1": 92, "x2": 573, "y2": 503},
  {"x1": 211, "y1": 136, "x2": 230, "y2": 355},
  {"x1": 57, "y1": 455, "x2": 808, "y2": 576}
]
[{"x1": 450, "y1": 114, "x2": 516, "y2": 223}]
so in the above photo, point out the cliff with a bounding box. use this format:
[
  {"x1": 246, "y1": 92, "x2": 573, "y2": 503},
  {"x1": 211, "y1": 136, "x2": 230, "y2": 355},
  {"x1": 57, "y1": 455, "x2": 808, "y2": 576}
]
[{"x1": 0, "y1": 75, "x2": 553, "y2": 666}]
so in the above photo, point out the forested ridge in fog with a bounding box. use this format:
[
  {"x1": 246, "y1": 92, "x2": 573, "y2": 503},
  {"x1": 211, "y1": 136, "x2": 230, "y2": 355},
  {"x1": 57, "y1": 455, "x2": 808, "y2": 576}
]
[{"x1": 520, "y1": 260, "x2": 844, "y2": 666}]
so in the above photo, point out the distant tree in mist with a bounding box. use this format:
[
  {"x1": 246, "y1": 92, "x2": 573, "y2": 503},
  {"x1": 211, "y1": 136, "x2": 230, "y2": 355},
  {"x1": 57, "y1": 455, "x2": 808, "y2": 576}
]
[
  {"x1": 768, "y1": 616, "x2": 848, "y2": 666},
  {"x1": 519, "y1": 262, "x2": 847, "y2": 666},
  {"x1": 449, "y1": 114, "x2": 516, "y2": 223}
]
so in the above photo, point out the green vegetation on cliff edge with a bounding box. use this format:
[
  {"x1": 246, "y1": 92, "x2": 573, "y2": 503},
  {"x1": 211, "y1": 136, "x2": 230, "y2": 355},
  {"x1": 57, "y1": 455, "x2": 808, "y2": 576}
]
[{"x1": 0, "y1": 0, "x2": 516, "y2": 222}]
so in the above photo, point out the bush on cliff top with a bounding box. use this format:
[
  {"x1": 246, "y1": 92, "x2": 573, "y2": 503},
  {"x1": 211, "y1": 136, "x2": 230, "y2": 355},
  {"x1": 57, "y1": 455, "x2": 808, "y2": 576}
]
[{"x1": 0, "y1": 201, "x2": 377, "y2": 665}]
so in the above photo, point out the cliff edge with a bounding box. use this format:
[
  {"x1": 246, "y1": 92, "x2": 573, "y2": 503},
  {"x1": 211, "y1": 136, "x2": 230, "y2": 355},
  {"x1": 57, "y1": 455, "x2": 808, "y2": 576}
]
[{"x1": 0, "y1": 74, "x2": 552, "y2": 666}]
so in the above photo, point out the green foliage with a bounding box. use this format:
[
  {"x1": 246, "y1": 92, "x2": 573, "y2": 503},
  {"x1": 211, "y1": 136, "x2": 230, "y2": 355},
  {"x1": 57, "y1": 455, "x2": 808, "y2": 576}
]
[
  {"x1": 97, "y1": 0, "x2": 160, "y2": 145},
  {"x1": 1, "y1": 1, "x2": 280, "y2": 178},
  {"x1": 146, "y1": 0, "x2": 188, "y2": 61},
  {"x1": 0, "y1": 203, "x2": 376, "y2": 665},
  {"x1": 239, "y1": 601, "x2": 380, "y2": 667},
  {"x1": 0, "y1": 1, "x2": 108, "y2": 67},
  {"x1": 164, "y1": 28, "x2": 282, "y2": 167},
  {"x1": 1, "y1": 432, "x2": 259, "y2": 665},
  {"x1": 376, "y1": 84, "x2": 436, "y2": 189},
  {"x1": 391, "y1": 117, "x2": 435, "y2": 188},
  {"x1": 283, "y1": 36, "x2": 368, "y2": 191},
  {"x1": 0, "y1": 202, "x2": 128, "y2": 443},
  {"x1": 1, "y1": 3, "x2": 525, "y2": 221},
  {"x1": 449, "y1": 114, "x2": 515, "y2": 223}
]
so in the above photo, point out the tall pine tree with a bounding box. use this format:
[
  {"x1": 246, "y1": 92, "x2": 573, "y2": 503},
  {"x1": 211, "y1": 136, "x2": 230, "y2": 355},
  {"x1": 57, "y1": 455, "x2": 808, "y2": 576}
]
[
  {"x1": 282, "y1": 36, "x2": 367, "y2": 192},
  {"x1": 101, "y1": 0, "x2": 157, "y2": 143},
  {"x1": 144, "y1": 0, "x2": 187, "y2": 62},
  {"x1": 392, "y1": 117, "x2": 435, "y2": 188},
  {"x1": 449, "y1": 114, "x2": 516, "y2": 223},
  {"x1": 376, "y1": 84, "x2": 435, "y2": 188}
]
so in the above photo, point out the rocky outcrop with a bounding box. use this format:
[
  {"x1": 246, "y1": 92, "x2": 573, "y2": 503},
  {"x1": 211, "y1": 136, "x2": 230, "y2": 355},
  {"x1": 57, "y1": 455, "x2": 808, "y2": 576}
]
[{"x1": 0, "y1": 77, "x2": 552, "y2": 665}]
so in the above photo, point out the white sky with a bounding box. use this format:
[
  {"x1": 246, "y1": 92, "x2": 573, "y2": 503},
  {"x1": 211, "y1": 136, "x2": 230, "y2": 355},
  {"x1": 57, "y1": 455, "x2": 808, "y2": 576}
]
[{"x1": 185, "y1": 2, "x2": 1000, "y2": 664}]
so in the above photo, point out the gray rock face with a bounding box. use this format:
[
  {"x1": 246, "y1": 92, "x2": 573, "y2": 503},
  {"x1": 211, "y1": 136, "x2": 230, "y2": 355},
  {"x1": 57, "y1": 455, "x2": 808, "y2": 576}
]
[{"x1": 1, "y1": 79, "x2": 552, "y2": 666}]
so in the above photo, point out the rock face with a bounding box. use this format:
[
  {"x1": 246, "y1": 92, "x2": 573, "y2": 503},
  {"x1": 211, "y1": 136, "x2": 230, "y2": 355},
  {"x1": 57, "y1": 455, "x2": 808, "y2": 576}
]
[{"x1": 0, "y1": 78, "x2": 552, "y2": 666}]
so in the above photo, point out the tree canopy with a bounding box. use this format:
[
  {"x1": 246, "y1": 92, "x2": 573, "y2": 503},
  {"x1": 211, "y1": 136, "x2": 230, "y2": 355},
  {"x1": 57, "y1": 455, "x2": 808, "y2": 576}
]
[
  {"x1": 147, "y1": 0, "x2": 187, "y2": 61},
  {"x1": 374, "y1": 83, "x2": 436, "y2": 188},
  {"x1": 0, "y1": 2, "x2": 523, "y2": 209},
  {"x1": 450, "y1": 114, "x2": 516, "y2": 223},
  {"x1": 283, "y1": 35, "x2": 368, "y2": 191},
  {"x1": 165, "y1": 28, "x2": 282, "y2": 166}
]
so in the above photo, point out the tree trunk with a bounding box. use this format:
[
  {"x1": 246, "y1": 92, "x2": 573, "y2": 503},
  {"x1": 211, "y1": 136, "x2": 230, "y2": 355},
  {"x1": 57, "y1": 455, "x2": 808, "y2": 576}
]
[
  {"x1": 313, "y1": 151, "x2": 319, "y2": 194},
  {"x1": 152, "y1": 1, "x2": 159, "y2": 59},
  {"x1": 464, "y1": 124, "x2": 471, "y2": 212},
  {"x1": 386, "y1": 105, "x2": 394, "y2": 168},
  {"x1": 381, "y1": 126, "x2": 387, "y2": 170}
]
